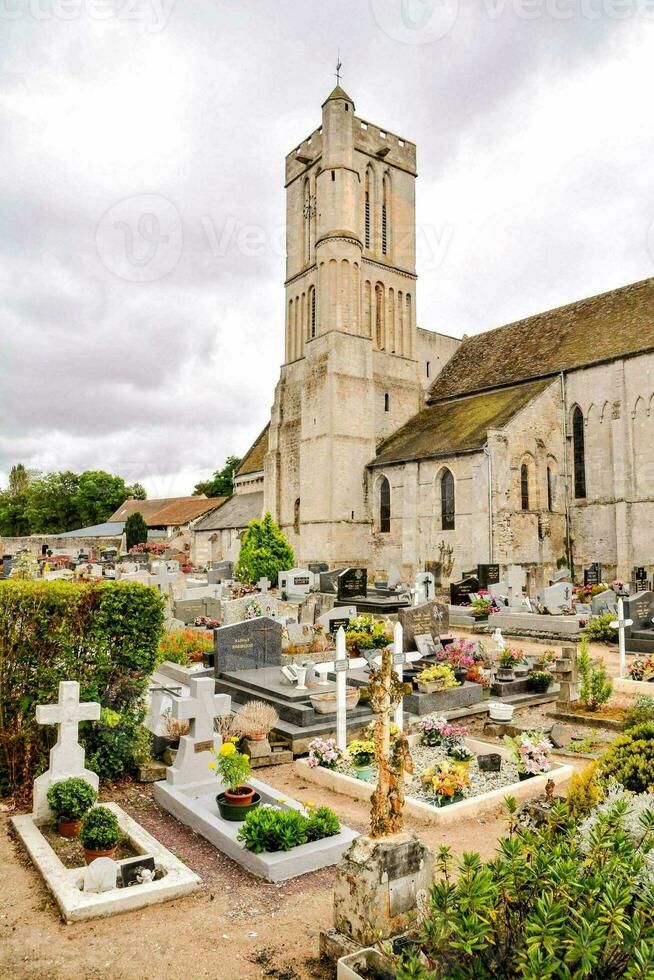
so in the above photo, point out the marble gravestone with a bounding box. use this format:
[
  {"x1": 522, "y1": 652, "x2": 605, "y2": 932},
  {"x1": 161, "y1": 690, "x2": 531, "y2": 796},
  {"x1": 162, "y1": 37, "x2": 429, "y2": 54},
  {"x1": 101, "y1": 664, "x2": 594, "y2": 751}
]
[
  {"x1": 542, "y1": 581, "x2": 573, "y2": 614},
  {"x1": 624, "y1": 591, "x2": 654, "y2": 635},
  {"x1": 633, "y1": 567, "x2": 649, "y2": 593},
  {"x1": 319, "y1": 568, "x2": 346, "y2": 594},
  {"x1": 214, "y1": 616, "x2": 283, "y2": 673},
  {"x1": 398, "y1": 599, "x2": 448, "y2": 650},
  {"x1": 591, "y1": 589, "x2": 619, "y2": 617},
  {"x1": 278, "y1": 567, "x2": 315, "y2": 598},
  {"x1": 316, "y1": 606, "x2": 356, "y2": 636},
  {"x1": 584, "y1": 563, "x2": 602, "y2": 587}
]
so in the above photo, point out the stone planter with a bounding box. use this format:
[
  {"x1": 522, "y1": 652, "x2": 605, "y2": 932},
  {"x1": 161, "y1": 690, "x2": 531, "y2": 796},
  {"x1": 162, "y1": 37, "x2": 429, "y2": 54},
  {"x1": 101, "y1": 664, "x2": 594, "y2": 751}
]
[
  {"x1": 310, "y1": 688, "x2": 360, "y2": 715},
  {"x1": 527, "y1": 676, "x2": 552, "y2": 693},
  {"x1": 514, "y1": 664, "x2": 529, "y2": 678},
  {"x1": 453, "y1": 668, "x2": 468, "y2": 684},
  {"x1": 488, "y1": 702, "x2": 515, "y2": 722},
  {"x1": 496, "y1": 667, "x2": 515, "y2": 681},
  {"x1": 337, "y1": 948, "x2": 395, "y2": 980},
  {"x1": 216, "y1": 792, "x2": 261, "y2": 821},
  {"x1": 417, "y1": 681, "x2": 450, "y2": 694}
]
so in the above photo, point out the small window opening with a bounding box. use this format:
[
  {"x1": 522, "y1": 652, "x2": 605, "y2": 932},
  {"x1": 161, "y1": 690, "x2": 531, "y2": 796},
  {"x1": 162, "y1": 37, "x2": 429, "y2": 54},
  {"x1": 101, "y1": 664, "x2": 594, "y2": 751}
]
[
  {"x1": 331, "y1": 170, "x2": 335, "y2": 181},
  {"x1": 426, "y1": 361, "x2": 430, "y2": 378},
  {"x1": 384, "y1": 393, "x2": 389, "y2": 412}
]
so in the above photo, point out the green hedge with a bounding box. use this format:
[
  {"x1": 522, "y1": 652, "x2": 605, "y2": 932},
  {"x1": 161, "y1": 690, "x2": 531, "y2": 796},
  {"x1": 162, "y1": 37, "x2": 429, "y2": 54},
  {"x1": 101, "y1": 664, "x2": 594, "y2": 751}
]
[{"x1": 0, "y1": 580, "x2": 164, "y2": 797}]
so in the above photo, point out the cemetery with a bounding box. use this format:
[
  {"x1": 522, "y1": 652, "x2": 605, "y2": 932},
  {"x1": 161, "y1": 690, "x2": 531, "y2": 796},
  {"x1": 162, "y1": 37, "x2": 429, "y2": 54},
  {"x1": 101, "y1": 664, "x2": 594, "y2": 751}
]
[{"x1": 3, "y1": 533, "x2": 654, "y2": 977}]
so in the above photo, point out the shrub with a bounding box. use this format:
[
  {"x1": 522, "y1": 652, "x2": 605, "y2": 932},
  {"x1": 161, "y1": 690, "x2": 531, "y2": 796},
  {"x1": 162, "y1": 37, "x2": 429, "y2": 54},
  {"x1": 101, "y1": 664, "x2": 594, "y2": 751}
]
[
  {"x1": 124, "y1": 511, "x2": 148, "y2": 551},
  {"x1": 237, "y1": 803, "x2": 340, "y2": 853},
  {"x1": 566, "y1": 761, "x2": 603, "y2": 818},
  {"x1": 158, "y1": 627, "x2": 212, "y2": 666},
  {"x1": 0, "y1": 580, "x2": 165, "y2": 796},
  {"x1": 235, "y1": 511, "x2": 294, "y2": 586},
  {"x1": 578, "y1": 637, "x2": 613, "y2": 711},
  {"x1": 403, "y1": 795, "x2": 654, "y2": 978},
  {"x1": 597, "y1": 723, "x2": 654, "y2": 793},
  {"x1": 46, "y1": 777, "x2": 97, "y2": 821},
  {"x1": 583, "y1": 612, "x2": 618, "y2": 643},
  {"x1": 232, "y1": 700, "x2": 279, "y2": 739},
  {"x1": 79, "y1": 806, "x2": 120, "y2": 851},
  {"x1": 625, "y1": 696, "x2": 654, "y2": 730}
]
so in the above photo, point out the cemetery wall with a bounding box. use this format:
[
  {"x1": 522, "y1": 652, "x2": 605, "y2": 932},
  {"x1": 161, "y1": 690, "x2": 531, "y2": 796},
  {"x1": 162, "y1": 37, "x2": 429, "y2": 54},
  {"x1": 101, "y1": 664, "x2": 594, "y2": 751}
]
[
  {"x1": 565, "y1": 351, "x2": 654, "y2": 578},
  {"x1": 0, "y1": 534, "x2": 123, "y2": 556}
]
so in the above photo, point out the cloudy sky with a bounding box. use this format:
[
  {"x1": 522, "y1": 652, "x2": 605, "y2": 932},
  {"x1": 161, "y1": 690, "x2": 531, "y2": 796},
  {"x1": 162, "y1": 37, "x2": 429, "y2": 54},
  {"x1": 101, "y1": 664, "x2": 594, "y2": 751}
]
[{"x1": 1, "y1": 1, "x2": 653, "y2": 498}]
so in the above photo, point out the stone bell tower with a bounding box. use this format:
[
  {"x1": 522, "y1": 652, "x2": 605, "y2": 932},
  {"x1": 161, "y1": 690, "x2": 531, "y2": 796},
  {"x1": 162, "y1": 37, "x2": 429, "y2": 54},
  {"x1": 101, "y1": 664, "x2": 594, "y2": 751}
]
[{"x1": 264, "y1": 84, "x2": 421, "y2": 565}]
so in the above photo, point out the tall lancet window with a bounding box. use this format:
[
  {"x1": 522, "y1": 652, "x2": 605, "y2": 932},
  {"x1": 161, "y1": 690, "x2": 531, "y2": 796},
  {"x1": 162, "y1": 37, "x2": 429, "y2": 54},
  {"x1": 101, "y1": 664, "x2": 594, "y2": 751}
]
[
  {"x1": 572, "y1": 406, "x2": 587, "y2": 498},
  {"x1": 379, "y1": 477, "x2": 391, "y2": 533},
  {"x1": 364, "y1": 168, "x2": 371, "y2": 249},
  {"x1": 303, "y1": 178, "x2": 311, "y2": 265},
  {"x1": 309, "y1": 286, "x2": 316, "y2": 338},
  {"x1": 382, "y1": 173, "x2": 390, "y2": 256}
]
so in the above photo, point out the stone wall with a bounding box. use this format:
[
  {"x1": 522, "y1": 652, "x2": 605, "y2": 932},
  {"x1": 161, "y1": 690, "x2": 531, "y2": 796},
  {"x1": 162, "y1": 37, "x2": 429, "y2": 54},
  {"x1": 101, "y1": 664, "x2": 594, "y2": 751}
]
[
  {"x1": 415, "y1": 328, "x2": 461, "y2": 390},
  {"x1": 0, "y1": 534, "x2": 123, "y2": 556}
]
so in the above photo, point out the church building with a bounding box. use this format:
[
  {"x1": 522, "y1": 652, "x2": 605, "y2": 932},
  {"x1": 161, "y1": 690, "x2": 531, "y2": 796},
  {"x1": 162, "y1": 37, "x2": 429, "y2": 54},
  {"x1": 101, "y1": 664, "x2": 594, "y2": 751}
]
[{"x1": 202, "y1": 84, "x2": 654, "y2": 589}]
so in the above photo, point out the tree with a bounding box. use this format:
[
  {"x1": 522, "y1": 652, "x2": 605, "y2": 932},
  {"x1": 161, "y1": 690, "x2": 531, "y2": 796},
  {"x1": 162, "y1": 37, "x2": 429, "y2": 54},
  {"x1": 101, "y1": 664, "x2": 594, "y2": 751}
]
[
  {"x1": 125, "y1": 512, "x2": 148, "y2": 551},
  {"x1": 72, "y1": 471, "x2": 138, "y2": 528},
  {"x1": 235, "y1": 512, "x2": 294, "y2": 586},
  {"x1": 194, "y1": 456, "x2": 242, "y2": 498},
  {"x1": 25, "y1": 471, "x2": 80, "y2": 534},
  {"x1": 8, "y1": 464, "x2": 30, "y2": 496}
]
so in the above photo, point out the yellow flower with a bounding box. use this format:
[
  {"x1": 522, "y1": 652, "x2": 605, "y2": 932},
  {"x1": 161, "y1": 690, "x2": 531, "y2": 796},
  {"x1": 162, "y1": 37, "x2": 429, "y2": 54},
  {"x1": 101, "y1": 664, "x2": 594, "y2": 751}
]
[
  {"x1": 219, "y1": 742, "x2": 237, "y2": 757},
  {"x1": 208, "y1": 761, "x2": 216, "y2": 770},
  {"x1": 277, "y1": 797, "x2": 287, "y2": 804},
  {"x1": 305, "y1": 800, "x2": 315, "y2": 808}
]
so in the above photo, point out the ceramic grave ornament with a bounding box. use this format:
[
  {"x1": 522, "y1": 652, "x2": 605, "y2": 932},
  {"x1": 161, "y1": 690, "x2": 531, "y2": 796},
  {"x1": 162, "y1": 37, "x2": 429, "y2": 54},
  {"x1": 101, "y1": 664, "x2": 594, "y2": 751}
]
[
  {"x1": 33, "y1": 681, "x2": 101, "y2": 822},
  {"x1": 165, "y1": 677, "x2": 231, "y2": 789},
  {"x1": 83, "y1": 856, "x2": 118, "y2": 894},
  {"x1": 491, "y1": 628, "x2": 505, "y2": 654}
]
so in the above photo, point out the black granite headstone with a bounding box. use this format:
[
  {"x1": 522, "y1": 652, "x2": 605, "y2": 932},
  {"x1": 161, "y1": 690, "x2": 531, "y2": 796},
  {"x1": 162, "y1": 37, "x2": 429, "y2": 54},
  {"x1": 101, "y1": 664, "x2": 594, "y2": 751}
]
[
  {"x1": 214, "y1": 616, "x2": 283, "y2": 673},
  {"x1": 319, "y1": 568, "x2": 346, "y2": 594},
  {"x1": 337, "y1": 567, "x2": 368, "y2": 601},
  {"x1": 450, "y1": 577, "x2": 480, "y2": 606},
  {"x1": 477, "y1": 564, "x2": 500, "y2": 590},
  {"x1": 624, "y1": 591, "x2": 654, "y2": 635},
  {"x1": 584, "y1": 563, "x2": 602, "y2": 587},
  {"x1": 634, "y1": 567, "x2": 648, "y2": 593}
]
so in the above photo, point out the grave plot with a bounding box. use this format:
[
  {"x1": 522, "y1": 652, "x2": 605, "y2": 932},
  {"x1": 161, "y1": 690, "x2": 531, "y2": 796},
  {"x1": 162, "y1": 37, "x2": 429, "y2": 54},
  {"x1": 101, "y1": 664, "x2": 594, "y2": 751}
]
[
  {"x1": 297, "y1": 732, "x2": 573, "y2": 825},
  {"x1": 152, "y1": 676, "x2": 358, "y2": 882},
  {"x1": 11, "y1": 681, "x2": 200, "y2": 923}
]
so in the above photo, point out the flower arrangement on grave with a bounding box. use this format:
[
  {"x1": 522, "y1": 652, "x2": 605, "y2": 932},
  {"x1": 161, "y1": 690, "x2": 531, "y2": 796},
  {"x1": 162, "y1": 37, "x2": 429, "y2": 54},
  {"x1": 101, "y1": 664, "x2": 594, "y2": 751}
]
[
  {"x1": 46, "y1": 777, "x2": 98, "y2": 838},
  {"x1": 307, "y1": 737, "x2": 344, "y2": 769},
  {"x1": 439, "y1": 723, "x2": 468, "y2": 754},
  {"x1": 237, "y1": 801, "x2": 340, "y2": 853},
  {"x1": 158, "y1": 627, "x2": 213, "y2": 665},
  {"x1": 417, "y1": 714, "x2": 448, "y2": 746},
  {"x1": 497, "y1": 647, "x2": 524, "y2": 669},
  {"x1": 244, "y1": 598, "x2": 263, "y2": 620},
  {"x1": 503, "y1": 730, "x2": 553, "y2": 777},
  {"x1": 421, "y1": 760, "x2": 471, "y2": 805},
  {"x1": 527, "y1": 669, "x2": 553, "y2": 693},
  {"x1": 466, "y1": 665, "x2": 491, "y2": 690},
  {"x1": 210, "y1": 739, "x2": 256, "y2": 805},
  {"x1": 345, "y1": 615, "x2": 393, "y2": 654},
  {"x1": 448, "y1": 744, "x2": 474, "y2": 765},
  {"x1": 469, "y1": 592, "x2": 493, "y2": 617},
  {"x1": 629, "y1": 655, "x2": 654, "y2": 682},
  {"x1": 347, "y1": 738, "x2": 376, "y2": 769},
  {"x1": 194, "y1": 615, "x2": 219, "y2": 630},
  {"x1": 79, "y1": 806, "x2": 121, "y2": 863},
  {"x1": 232, "y1": 700, "x2": 279, "y2": 741},
  {"x1": 163, "y1": 710, "x2": 190, "y2": 745},
  {"x1": 416, "y1": 663, "x2": 459, "y2": 692},
  {"x1": 180, "y1": 563, "x2": 193, "y2": 573}
]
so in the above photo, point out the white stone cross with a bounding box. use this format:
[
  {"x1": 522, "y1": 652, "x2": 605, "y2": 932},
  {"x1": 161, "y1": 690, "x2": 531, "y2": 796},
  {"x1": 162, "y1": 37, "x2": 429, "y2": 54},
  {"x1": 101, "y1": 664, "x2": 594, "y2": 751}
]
[
  {"x1": 257, "y1": 577, "x2": 271, "y2": 592},
  {"x1": 165, "y1": 676, "x2": 231, "y2": 789},
  {"x1": 33, "y1": 681, "x2": 101, "y2": 821},
  {"x1": 610, "y1": 596, "x2": 633, "y2": 679}
]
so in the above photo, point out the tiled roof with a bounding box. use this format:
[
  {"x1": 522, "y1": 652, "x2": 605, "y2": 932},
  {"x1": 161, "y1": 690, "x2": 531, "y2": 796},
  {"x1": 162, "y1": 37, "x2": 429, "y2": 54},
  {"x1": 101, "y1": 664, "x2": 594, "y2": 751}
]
[
  {"x1": 372, "y1": 380, "x2": 552, "y2": 467},
  {"x1": 428, "y1": 276, "x2": 654, "y2": 402},
  {"x1": 236, "y1": 425, "x2": 269, "y2": 477},
  {"x1": 58, "y1": 521, "x2": 125, "y2": 538},
  {"x1": 193, "y1": 492, "x2": 264, "y2": 532},
  {"x1": 109, "y1": 497, "x2": 225, "y2": 527}
]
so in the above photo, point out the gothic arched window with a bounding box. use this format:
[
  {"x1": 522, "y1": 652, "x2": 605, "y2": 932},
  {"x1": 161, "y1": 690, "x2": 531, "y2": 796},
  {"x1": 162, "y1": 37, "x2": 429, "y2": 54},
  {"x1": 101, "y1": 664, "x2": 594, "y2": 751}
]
[
  {"x1": 521, "y1": 463, "x2": 529, "y2": 510},
  {"x1": 440, "y1": 469, "x2": 455, "y2": 530},
  {"x1": 309, "y1": 286, "x2": 316, "y2": 339},
  {"x1": 375, "y1": 283, "x2": 384, "y2": 350},
  {"x1": 573, "y1": 406, "x2": 586, "y2": 498},
  {"x1": 547, "y1": 466, "x2": 554, "y2": 512},
  {"x1": 382, "y1": 173, "x2": 390, "y2": 256},
  {"x1": 379, "y1": 477, "x2": 391, "y2": 533},
  {"x1": 294, "y1": 498, "x2": 300, "y2": 535},
  {"x1": 364, "y1": 167, "x2": 372, "y2": 249}
]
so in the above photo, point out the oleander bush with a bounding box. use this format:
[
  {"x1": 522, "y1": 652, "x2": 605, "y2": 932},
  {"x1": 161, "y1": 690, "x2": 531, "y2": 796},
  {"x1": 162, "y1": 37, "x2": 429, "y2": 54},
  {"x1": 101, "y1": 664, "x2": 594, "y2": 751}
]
[
  {"x1": 597, "y1": 723, "x2": 654, "y2": 793},
  {"x1": 397, "y1": 795, "x2": 654, "y2": 978},
  {"x1": 0, "y1": 580, "x2": 165, "y2": 796}
]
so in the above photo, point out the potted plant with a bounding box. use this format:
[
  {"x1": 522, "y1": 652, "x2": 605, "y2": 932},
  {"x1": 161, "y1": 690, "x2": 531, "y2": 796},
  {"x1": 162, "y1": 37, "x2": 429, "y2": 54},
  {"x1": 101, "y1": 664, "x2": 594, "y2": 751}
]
[
  {"x1": 503, "y1": 730, "x2": 553, "y2": 780},
  {"x1": 232, "y1": 700, "x2": 279, "y2": 742},
  {"x1": 527, "y1": 669, "x2": 553, "y2": 693},
  {"x1": 347, "y1": 739, "x2": 376, "y2": 780},
  {"x1": 417, "y1": 714, "x2": 447, "y2": 746},
  {"x1": 469, "y1": 594, "x2": 493, "y2": 620},
  {"x1": 416, "y1": 663, "x2": 459, "y2": 694},
  {"x1": 46, "y1": 777, "x2": 97, "y2": 838},
  {"x1": 211, "y1": 740, "x2": 259, "y2": 817},
  {"x1": 496, "y1": 647, "x2": 522, "y2": 681},
  {"x1": 79, "y1": 806, "x2": 120, "y2": 864},
  {"x1": 448, "y1": 744, "x2": 474, "y2": 766},
  {"x1": 337, "y1": 948, "x2": 395, "y2": 980},
  {"x1": 421, "y1": 760, "x2": 471, "y2": 806},
  {"x1": 345, "y1": 615, "x2": 393, "y2": 658},
  {"x1": 307, "y1": 737, "x2": 345, "y2": 770}
]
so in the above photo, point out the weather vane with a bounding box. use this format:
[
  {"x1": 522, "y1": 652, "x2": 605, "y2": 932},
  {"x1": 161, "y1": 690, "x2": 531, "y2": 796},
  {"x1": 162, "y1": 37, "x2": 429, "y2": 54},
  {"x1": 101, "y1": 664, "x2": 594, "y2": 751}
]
[{"x1": 336, "y1": 51, "x2": 342, "y2": 85}]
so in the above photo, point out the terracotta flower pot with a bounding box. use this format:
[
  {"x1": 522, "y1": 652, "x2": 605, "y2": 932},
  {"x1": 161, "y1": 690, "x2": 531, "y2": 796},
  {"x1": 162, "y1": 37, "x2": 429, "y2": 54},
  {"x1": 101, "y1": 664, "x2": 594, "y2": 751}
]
[
  {"x1": 224, "y1": 785, "x2": 256, "y2": 806},
  {"x1": 84, "y1": 846, "x2": 117, "y2": 865},
  {"x1": 58, "y1": 818, "x2": 82, "y2": 838},
  {"x1": 246, "y1": 732, "x2": 268, "y2": 741}
]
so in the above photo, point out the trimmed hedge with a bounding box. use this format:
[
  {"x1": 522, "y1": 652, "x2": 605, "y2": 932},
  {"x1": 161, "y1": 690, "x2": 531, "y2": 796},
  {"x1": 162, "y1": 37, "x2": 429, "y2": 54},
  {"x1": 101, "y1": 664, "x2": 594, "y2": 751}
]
[{"x1": 0, "y1": 580, "x2": 164, "y2": 796}]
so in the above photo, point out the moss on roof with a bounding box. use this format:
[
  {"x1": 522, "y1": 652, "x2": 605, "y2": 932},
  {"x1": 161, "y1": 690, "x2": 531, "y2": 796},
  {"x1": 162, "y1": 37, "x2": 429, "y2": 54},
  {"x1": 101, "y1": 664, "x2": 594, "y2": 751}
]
[
  {"x1": 236, "y1": 424, "x2": 270, "y2": 477},
  {"x1": 428, "y1": 276, "x2": 654, "y2": 401},
  {"x1": 372, "y1": 380, "x2": 552, "y2": 467}
]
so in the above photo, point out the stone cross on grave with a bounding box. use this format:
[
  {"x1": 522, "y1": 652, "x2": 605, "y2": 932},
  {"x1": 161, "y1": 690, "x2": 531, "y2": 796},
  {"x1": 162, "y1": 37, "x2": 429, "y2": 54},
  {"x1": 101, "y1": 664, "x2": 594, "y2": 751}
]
[
  {"x1": 33, "y1": 681, "x2": 101, "y2": 822},
  {"x1": 165, "y1": 676, "x2": 231, "y2": 790},
  {"x1": 257, "y1": 577, "x2": 271, "y2": 592},
  {"x1": 610, "y1": 596, "x2": 633, "y2": 679}
]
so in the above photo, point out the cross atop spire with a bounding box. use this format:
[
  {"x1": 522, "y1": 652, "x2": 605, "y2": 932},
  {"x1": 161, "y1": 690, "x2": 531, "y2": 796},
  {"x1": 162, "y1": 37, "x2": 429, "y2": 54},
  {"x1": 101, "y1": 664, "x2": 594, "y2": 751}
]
[{"x1": 336, "y1": 51, "x2": 342, "y2": 86}]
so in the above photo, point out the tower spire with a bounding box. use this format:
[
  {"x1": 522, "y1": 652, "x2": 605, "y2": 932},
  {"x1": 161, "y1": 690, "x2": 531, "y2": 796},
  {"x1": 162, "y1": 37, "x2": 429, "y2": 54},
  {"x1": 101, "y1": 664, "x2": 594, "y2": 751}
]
[{"x1": 335, "y1": 51, "x2": 342, "y2": 86}]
